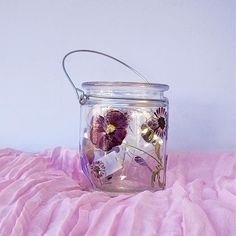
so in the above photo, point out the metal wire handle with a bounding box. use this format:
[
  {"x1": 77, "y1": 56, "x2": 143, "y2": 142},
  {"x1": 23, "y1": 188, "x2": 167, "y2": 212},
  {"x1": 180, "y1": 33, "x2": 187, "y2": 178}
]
[{"x1": 62, "y1": 49, "x2": 149, "y2": 105}]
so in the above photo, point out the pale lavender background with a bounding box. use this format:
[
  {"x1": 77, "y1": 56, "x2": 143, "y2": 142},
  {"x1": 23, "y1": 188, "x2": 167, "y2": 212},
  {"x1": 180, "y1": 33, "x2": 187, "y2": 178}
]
[{"x1": 0, "y1": 0, "x2": 235, "y2": 152}]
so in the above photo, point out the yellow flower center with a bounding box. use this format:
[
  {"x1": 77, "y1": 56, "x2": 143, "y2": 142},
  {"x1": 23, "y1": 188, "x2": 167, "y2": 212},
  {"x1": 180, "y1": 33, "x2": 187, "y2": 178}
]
[{"x1": 106, "y1": 124, "x2": 116, "y2": 134}]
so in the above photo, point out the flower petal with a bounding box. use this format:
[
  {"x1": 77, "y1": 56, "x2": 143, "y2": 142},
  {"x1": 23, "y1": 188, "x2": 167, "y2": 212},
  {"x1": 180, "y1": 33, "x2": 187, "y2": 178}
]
[{"x1": 89, "y1": 110, "x2": 128, "y2": 151}]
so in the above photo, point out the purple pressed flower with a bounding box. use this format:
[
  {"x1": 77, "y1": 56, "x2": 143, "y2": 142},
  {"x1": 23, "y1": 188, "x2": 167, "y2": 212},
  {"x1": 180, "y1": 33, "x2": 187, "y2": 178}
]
[
  {"x1": 152, "y1": 107, "x2": 168, "y2": 138},
  {"x1": 141, "y1": 107, "x2": 167, "y2": 141},
  {"x1": 90, "y1": 160, "x2": 106, "y2": 178},
  {"x1": 90, "y1": 110, "x2": 128, "y2": 151}
]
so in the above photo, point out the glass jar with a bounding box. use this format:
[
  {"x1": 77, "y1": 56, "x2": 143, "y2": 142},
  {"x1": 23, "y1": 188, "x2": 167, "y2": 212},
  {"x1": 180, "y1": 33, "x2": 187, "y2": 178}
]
[
  {"x1": 80, "y1": 82, "x2": 169, "y2": 194},
  {"x1": 62, "y1": 50, "x2": 169, "y2": 195}
]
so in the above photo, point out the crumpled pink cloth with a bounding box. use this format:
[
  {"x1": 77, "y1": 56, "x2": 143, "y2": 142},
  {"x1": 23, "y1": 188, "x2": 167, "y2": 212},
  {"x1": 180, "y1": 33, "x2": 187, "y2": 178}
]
[{"x1": 0, "y1": 148, "x2": 235, "y2": 236}]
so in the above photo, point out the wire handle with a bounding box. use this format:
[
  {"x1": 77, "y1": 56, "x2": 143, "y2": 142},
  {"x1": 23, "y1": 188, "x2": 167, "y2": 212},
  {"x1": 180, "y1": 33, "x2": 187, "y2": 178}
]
[{"x1": 62, "y1": 49, "x2": 149, "y2": 105}]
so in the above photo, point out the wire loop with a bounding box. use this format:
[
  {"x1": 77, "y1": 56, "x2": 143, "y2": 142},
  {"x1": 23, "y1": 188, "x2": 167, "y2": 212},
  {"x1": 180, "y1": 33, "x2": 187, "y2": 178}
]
[{"x1": 62, "y1": 49, "x2": 149, "y2": 105}]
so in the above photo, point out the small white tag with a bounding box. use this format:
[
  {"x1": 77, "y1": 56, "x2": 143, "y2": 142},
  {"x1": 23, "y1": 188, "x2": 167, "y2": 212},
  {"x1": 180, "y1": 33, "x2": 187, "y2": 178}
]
[{"x1": 97, "y1": 151, "x2": 123, "y2": 178}]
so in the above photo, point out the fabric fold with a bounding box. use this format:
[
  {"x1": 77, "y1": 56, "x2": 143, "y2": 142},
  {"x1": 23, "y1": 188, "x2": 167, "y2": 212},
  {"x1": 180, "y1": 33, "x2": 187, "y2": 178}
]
[{"x1": 0, "y1": 148, "x2": 235, "y2": 236}]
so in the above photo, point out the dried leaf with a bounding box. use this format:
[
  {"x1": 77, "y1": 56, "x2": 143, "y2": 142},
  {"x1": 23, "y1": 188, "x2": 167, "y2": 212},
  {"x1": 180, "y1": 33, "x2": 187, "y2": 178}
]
[{"x1": 134, "y1": 156, "x2": 147, "y2": 166}]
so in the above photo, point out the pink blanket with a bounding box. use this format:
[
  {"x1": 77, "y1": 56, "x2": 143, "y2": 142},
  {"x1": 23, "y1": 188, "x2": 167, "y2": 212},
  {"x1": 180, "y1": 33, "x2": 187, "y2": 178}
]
[{"x1": 0, "y1": 148, "x2": 235, "y2": 236}]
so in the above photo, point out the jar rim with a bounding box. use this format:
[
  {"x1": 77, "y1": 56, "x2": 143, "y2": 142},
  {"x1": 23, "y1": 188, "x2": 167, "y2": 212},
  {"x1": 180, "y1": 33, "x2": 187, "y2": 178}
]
[{"x1": 82, "y1": 81, "x2": 169, "y2": 91}]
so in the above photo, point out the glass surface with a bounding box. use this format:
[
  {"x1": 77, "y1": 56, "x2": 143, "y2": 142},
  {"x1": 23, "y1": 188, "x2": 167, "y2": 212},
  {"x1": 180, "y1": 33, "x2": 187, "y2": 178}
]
[
  {"x1": 80, "y1": 82, "x2": 169, "y2": 195},
  {"x1": 82, "y1": 81, "x2": 169, "y2": 100}
]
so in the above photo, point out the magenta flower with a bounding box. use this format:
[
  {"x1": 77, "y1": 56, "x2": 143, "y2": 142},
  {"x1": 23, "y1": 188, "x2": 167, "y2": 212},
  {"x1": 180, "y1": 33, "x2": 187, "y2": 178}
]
[
  {"x1": 90, "y1": 110, "x2": 128, "y2": 151},
  {"x1": 90, "y1": 161, "x2": 106, "y2": 178}
]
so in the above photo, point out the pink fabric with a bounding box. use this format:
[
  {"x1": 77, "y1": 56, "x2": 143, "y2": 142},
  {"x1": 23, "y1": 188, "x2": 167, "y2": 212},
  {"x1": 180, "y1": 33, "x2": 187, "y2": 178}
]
[{"x1": 0, "y1": 147, "x2": 235, "y2": 236}]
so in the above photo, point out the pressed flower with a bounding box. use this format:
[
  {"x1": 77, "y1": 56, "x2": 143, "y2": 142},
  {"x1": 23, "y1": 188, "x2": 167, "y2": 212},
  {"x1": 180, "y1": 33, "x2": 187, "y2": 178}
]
[
  {"x1": 141, "y1": 107, "x2": 167, "y2": 142},
  {"x1": 90, "y1": 110, "x2": 128, "y2": 151},
  {"x1": 152, "y1": 107, "x2": 168, "y2": 138},
  {"x1": 90, "y1": 160, "x2": 106, "y2": 178}
]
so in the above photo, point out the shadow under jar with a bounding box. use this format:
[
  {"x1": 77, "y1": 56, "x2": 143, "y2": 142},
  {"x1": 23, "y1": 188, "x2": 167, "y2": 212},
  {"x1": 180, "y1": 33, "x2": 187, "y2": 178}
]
[{"x1": 80, "y1": 81, "x2": 169, "y2": 195}]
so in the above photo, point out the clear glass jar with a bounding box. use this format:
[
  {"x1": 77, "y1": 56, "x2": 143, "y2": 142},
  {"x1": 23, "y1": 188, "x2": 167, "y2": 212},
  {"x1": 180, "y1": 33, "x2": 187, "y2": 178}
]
[{"x1": 79, "y1": 81, "x2": 169, "y2": 195}]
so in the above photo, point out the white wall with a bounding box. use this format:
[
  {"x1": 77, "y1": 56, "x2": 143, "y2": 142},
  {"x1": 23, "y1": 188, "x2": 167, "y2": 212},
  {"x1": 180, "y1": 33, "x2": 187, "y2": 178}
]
[{"x1": 0, "y1": 0, "x2": 235, "y2": 152}]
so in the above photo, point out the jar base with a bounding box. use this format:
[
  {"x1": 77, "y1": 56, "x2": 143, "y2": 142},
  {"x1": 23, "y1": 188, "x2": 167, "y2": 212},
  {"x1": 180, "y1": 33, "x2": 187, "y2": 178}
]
[{"x1": 93, "y1": 179, "x2": 154, "y2": 196}]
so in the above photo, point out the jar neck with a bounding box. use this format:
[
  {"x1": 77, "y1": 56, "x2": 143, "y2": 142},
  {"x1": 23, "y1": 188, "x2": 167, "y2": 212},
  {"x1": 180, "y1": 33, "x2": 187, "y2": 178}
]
[{"x1": 82, "y1": 81, "x2": 169, "y2": 101}]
